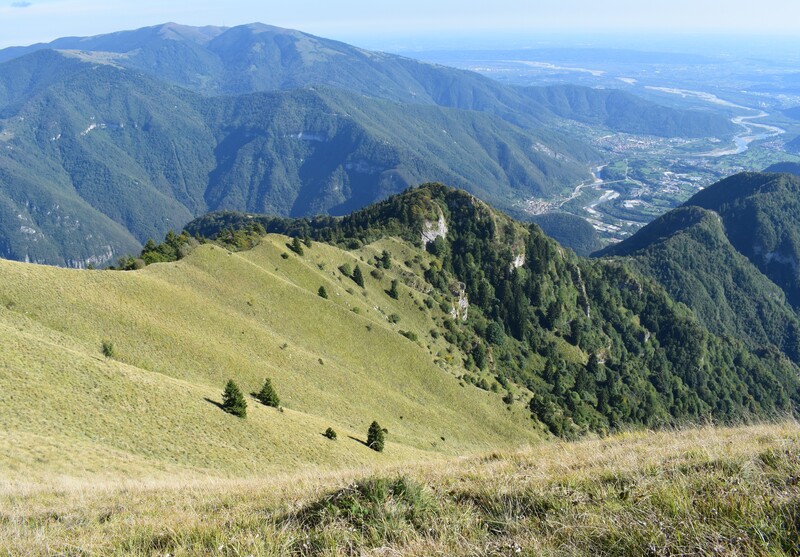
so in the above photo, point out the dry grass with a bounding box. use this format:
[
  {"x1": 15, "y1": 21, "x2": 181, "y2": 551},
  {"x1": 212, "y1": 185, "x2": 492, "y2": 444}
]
[{"x1": 2, "y1": 422, "x2": 798, "y2": 556}]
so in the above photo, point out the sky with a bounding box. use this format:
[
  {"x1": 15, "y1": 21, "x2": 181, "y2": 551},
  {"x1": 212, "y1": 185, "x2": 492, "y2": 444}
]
[{"x1": 1, "y1": 0, "x2": 799, "y2": 50}]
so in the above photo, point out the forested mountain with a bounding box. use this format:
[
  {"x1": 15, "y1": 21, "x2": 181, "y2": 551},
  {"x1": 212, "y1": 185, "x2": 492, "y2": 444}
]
[
  {"x1": 183, "y1": 183, "x2": 799, "y2": 436},
  {"x1": 596, "y1": 171, "x2": 800, "y2": 361},
  {"x1": 0, "y1": 50, "x2": 592, "y2": 266},
  {"x1": 0, "y1": 23, "x2": 736, "y2": 267}
]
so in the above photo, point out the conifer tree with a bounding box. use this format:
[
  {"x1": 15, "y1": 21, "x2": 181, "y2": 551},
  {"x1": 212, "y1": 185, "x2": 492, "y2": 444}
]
[
  {"x1": 367, "y1": 420, "x2": 385, "y2": 452},
  {"x1": 290, "y1": 236, "x2": 304, "y2": 255},
  {"x1": 256, "y1": 378, "x2": 280, "y2": 408},
  {"x1": 380, "y1": 250, "x2": 392, "y2": 269},
  {"x1": 388, "y1": 279, "x2": 399, "y2": 299},
  {"x1": 352, "y1": 264, "x2": 364, "y2": 287},
  {"x1": 222, "y1": 379, "x2": 247, "y2": 418}
]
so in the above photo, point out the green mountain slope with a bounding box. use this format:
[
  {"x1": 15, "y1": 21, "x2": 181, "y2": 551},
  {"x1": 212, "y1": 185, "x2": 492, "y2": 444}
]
[
  {"x1": 595, "y1": 204, "x2": 800, "y2": 360},
  {"x1": 0, "y1": 233, "x2": 537, "y2": 482},
  {"x1": 185, "y1": 184, "x2": 799, "y2": 437},
  {"x1": 2, "y1": 182, "x2": 798, "y2": 481}
]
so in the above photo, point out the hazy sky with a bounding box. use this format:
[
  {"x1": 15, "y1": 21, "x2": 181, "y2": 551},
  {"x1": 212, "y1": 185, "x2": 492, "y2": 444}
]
[{"x1": 1, "y1": 0, "x2": 799, "y2": 49}]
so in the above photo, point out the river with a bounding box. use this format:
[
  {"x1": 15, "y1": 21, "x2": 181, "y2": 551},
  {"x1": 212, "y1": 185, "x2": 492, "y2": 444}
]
[{"x1": 701, "y1": 110, "x2": 786, "y2": 157}]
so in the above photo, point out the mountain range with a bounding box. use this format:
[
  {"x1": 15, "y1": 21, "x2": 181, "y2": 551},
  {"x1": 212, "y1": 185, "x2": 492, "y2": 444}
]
[{"x1": 0, "y1": 22, "x2": 736, "y2": 267}]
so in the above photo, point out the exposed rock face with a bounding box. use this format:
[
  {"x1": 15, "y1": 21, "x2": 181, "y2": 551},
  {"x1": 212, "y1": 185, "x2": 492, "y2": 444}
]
[
  {"x1": 450, "y1": 282, "x2": 469, "y2": 321},
  {"x1": 422, "y1": 213, "x2": 448, "y2": 246}
]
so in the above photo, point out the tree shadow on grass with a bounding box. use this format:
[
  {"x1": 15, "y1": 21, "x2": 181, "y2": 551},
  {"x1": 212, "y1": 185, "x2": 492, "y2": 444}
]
[
  {"x1": 204, "y1": 397, "x2": 224, "y2": 411},
  {"x1": 348, "y1": 435, "x2": 369, "y2": 447}
]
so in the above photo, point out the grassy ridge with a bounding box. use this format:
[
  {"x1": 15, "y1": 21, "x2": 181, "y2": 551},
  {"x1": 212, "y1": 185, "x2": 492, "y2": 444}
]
[
  {"x1": 0, "y1": 235, "x2": 537, "y2": 482},
  {"x1": 2, "y1": 422, "x2": 798, "y2": 555}
]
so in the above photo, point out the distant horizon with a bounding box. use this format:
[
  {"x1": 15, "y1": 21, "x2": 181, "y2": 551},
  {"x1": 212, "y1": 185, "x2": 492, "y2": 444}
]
[
  {"x1": 2, "y1": 21, "x2": 800, "y2": 60},
  {"x1": 2, "y1": 0, "x2": 800, "y2": 55}
]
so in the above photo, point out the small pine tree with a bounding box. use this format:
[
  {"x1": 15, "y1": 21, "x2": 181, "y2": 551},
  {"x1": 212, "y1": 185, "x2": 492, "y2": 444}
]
[
  {"x1": 367, "y1": 420, "x2": 385, "y2": 452},
  {"x1": 388, "y1": 279, "x2": 399, "y2": 299},
  {"x1": 290, "y1": 237, "x2": 304, "y2": 256},
  {"x1": 324, "y1": 427, "x2": 337, "y2": 440},
  {"x1": 380, "y1": 250, "x2": 392, "y2": 269},
  {"x1": 256, "y1": 378, "x2": 280, "y2": 408},
  {"x1": 222, "y1": 379, "x2": 247, "y2": 418},
  {"x1": 318, "y1": 286, "x2": 328, "y2": 298},
  {"x1": 352, "y1": 264, "x2": 364, "y2": 287}
]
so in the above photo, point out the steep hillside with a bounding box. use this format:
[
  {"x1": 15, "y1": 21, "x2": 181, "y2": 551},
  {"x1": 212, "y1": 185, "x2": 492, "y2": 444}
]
[
  {"x1": 596, "y1": 204, "x2": 800, "y2": 360},
  {"x1": 2, "y1": 181, "x2": 798, "y2": 482},
  {"x1": 686, "y1": 172, "x2": 800, "y2": 309},
  {"x1": 185, "y1": 184, "x2": 800, "y2": 437},
  {"x1": 0, "y1": 233, "x2": 537, "y2": 482}
]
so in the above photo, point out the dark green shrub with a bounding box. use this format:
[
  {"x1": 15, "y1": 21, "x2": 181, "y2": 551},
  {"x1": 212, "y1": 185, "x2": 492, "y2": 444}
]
[
  {"x1": 324, "y1": 427, "x2": 337, "y2": 440},
  {"x1": 318, "y1": 286, "x2": 329, "y2": 299},
  {"x1": 222, "y1": 379, "x2": 247, "y2": 418},
  {"x1": 387, "y1": 279, "x2": 399, "y2": 299},
  {"x1": 388, "y1": 314, "x2": 401, "y2": 324},
  {"x1": 400, "y1": 330, "x2": 418, "y2": 341},
  {"x1": 370, "y1": 268, "x2": 384, "y2": 280},
  {"x1": 101, "y1": 339, "x2": 115, "y2": 358}
]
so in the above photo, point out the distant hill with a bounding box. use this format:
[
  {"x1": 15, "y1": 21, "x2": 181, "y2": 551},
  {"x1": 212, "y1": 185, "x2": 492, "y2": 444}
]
[
  {"x1": 783, "y1": 106, "x2": 800, "y2": 121},
  {"x1": 785, "y1": 135, "x2": 800, "y2": 154},
  {"x1": 530, "y1": 212, "x2": 605, "y2": 256},
  {"x1": 522, "y1": 85, "x2": 737, "y2": 138},
  {"x1": 596, "y1": 171, "x2": 800, "y2": 360},
  {"x1": 765, "y1": 161, "x2": 800, "y2": 176}
]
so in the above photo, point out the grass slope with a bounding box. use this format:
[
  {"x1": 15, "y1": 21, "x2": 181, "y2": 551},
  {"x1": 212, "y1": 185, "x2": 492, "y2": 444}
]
[
  {"x1": 2, "y1": 422, "x2": 798, "y2": 555},
  {"x1": 0, "y1": 236, "x2": 537, "y2": 483}
]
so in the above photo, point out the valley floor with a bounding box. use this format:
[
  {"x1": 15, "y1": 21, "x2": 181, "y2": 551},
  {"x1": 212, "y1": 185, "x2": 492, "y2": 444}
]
[{"x1": 2, "y1": 421, "x2": 799, "y2": 556}]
